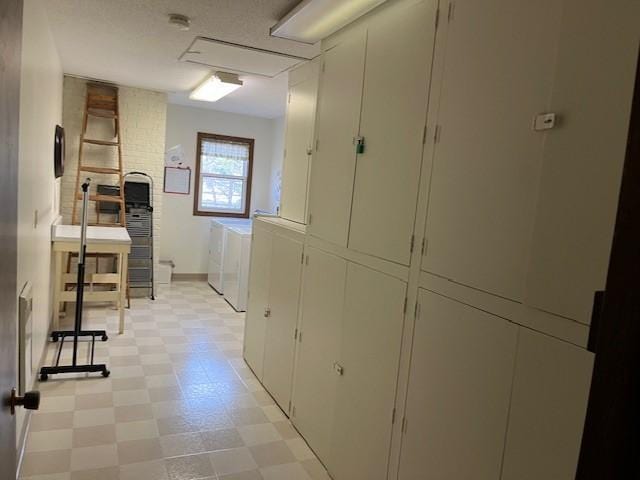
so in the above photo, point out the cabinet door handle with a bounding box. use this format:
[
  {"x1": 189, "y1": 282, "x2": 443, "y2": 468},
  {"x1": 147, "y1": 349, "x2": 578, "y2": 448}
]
[
  {"x1": 264, "y1": 307, "x2": 271, "y2": 318},
  {"x1": 333, "y1": 362, "x2": 344, "y2": 376}
]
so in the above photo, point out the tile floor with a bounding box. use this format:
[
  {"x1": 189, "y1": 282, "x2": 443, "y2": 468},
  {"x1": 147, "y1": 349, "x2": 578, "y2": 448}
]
[{"x1": 20, "y1": 281, "x2": 330, "y2": 480}]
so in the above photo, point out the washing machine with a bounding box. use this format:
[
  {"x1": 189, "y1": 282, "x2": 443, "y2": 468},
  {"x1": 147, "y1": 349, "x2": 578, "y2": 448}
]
[
  {"x1": 207, "y1": 218, "x2": 251, "y2": 293},
  {"x1": 222, "y1": 223, "x2": 252, "y2": 311}
]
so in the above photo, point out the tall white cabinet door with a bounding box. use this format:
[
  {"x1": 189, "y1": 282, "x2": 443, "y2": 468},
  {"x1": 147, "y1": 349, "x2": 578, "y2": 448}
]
[
  {"x1": 280, "y1": 65, "x2": 319, "y2": 224},
  {"x1": 523, "y1": 0, "x2": 640, "y2": 324},
  {"x1": 398, "y1": 290, "x2": 517, "y2": 480},
  {"x1": 329, "y1": 263, "x2": 406, "y2": 480},
  {"x1": 501, "y1": 328, "x2": 593, "y2": 480},
  {"x1": 262, "y1": 234, "x2": 304, "y2": 411},
  {"x1": 291, "y1": 247, "x2": 347, "y2": 463},
  {"x1": 348, "y1": 0, "x2": 436, "y2": 265},
  {"x1": 243, "y1": 227, "x2": 272, "y2": 379},
  {"x1": 422, "y1": 0, "x2": 563, "y2": 301},
  {"x1": 307, "y1": 30, "x2": 366, "y2": 247}
]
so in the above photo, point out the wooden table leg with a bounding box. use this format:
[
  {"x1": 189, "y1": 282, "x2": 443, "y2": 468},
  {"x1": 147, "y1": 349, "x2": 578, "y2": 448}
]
[
  {"x1": 119, "y1": 252, "x2": 128, "y2": 334},
  {"x1": 52, "y1": 250, "x2": 62, "y2": 330}
]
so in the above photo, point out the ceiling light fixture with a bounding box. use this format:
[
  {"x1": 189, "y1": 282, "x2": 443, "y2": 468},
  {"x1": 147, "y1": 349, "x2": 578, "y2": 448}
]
[
  {"x1": 270, "y1": 0, "x2": 387, "y2": 44},
  {"x1": 168, "y1": 13, "x2": 191, "y2": 31},
  {"x1": 189, "y1": 72, "x2": 243, "y2": 102}
]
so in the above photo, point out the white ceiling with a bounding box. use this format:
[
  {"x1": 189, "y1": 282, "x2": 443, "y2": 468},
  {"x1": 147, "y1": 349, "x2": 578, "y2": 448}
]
[{"x1": 45, "y1": 0, "x2": 321, "y2": 118}]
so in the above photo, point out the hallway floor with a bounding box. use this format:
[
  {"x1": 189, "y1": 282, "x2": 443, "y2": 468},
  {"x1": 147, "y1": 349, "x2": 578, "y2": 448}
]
[{"x1": 20, "y1": 281, "x2": 329, "y2": 480}]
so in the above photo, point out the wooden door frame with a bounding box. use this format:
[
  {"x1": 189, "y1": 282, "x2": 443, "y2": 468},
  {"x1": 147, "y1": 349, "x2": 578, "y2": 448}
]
[{"x1": 576, "y1": 46, "x2": 640, "y2": 478}]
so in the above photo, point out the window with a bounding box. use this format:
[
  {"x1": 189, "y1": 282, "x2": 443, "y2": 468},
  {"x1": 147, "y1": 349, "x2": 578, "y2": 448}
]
[{"x1": 194, "y1": 132, "x2": 254, "y2": 217}]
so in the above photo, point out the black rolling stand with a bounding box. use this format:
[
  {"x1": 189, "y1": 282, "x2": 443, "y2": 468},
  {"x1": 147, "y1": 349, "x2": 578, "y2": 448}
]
[{"x1": 40, "y1": 180, "x2": 110, "y2": 381}]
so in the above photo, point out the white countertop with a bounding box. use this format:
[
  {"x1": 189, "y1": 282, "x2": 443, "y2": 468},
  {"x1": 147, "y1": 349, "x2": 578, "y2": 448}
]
[
  {"x1": 227, "y1": 224, "x2": 253, "y2": 235},
  {"x1": 52, "y1": 224, "x2": 131, "y2": 244}
]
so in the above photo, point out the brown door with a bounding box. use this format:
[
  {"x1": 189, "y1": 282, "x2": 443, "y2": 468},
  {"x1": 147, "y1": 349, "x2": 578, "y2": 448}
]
[
  {"x1": 576, "y1": 49, "x2": 640, "y2": 478},
  {"x1": 0, "y1": 0, "x2": 23, "y2": 478}
]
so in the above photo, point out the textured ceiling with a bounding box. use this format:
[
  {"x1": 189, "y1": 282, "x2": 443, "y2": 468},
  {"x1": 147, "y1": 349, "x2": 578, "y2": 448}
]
[{"x1": 45, "y1": 0, "x2": 320, "y2": 118}]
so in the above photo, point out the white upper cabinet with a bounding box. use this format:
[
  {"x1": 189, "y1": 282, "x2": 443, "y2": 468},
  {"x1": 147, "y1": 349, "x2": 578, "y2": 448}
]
[
  {"x1": 280, "y1": 61, "x2": 320, "y2": 224},
  {"x1": 348, "y1": 0, "x2": 436, "y2": 266},
  {"x1": 329, "y1": 263, "x2": 406, "y2": 480},
  {"x1": 307, "y1": 29, "x2": 366, "y2": 247},
  {"x1": 398, "y1": 289, "x2": 517, "y2": 480},
  {"x1": 291, "y1": 246, "x2": 347, "y2": 463},
  {"x1": 422, "y1": 0, "x2": 564, "y2": 301},
  {"x1": 524, "y1": 0, "x2": 640, "y2": 323},
  {"x1": 501, "y1": 328, "x2": 593, "y2": 480},
  {"x1": 243, "y1": 225, "x2": 272, "y2": 378},
  {"x1": 261, "y1": 233, "x2": 304, "y2": 411}
]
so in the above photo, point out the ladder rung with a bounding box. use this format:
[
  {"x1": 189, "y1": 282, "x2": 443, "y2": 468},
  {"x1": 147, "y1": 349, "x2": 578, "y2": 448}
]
[
  {"x1": 83, "y1": 139, "x2": 119, "y2": 146},
  {"x1": 77, "y1": 193, "x2": 124, "y2": 203},
  {"x1": 87, "y1": 104, "x2": 117, "y2": 112},
  {"x1": 88, "y1": 93, "x2": 116, "y2": 101},
  {"x1": 80, "y1": 166, "x2": 121, "y2": 174},
  {"x1": 88, "y1": 110, "x2": 118, "y2": 119}
]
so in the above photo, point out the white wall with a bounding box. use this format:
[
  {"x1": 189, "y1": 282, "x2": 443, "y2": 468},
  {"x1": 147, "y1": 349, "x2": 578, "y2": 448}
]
[
  {"x1": 161, "y1": 104, "x2": 284, "y2": 274},
  {"x1": 269, "y1": 116, "x2": 286, "y2": 214},
  {"x1": 60, "y1": 77, "x2": 167, "y2": 286},
  {"x1": 16, "y1": 0, "x2": 63, "y2": 447}
]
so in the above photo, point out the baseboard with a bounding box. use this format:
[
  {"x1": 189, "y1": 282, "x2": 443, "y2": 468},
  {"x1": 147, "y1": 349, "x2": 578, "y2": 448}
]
[{"x1": 172, "y1": 273, "x2": 208, "y2": 281}]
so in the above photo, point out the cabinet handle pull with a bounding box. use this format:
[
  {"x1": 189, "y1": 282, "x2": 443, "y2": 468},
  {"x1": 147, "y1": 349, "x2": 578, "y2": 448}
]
[{"x1": 264, "y1": 307, "x2": 271, "y2": 318}]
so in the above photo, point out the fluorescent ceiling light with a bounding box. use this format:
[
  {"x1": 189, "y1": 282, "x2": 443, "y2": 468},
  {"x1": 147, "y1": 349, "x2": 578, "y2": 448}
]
[
  {"x1": 270, "y1": 0, "x2": 387, "y2": 44},
  {"x1": 189, "y1": 72, "x2": 243, "y2": 102}
]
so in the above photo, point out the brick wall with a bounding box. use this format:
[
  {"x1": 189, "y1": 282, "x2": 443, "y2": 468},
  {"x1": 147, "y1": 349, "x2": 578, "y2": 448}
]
[{"x1": 60, "y1": 76, "x2": 167, "y2": 284}]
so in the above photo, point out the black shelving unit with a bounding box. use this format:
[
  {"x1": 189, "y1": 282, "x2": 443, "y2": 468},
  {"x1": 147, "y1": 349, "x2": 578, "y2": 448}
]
[{"x1": 124, "y1": 172, "x2": 155, "y2": 301}]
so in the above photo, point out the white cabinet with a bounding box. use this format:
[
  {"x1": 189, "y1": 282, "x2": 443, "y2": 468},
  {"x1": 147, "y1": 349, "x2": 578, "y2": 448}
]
[
  {"x1": 243, "y1": 218, "x2": 305, "y2": 412},
  {"x1": 280, "y1": 61, "x2": 320, "y2": 224},
  {"x1": 307, "y1": 29, "x2": 366, "y2": 247},
  {"x1": 398, "y1": 289, "x2": 517, "y2": 480},
  {"x1": 329, "y1": 263, "x2": 406, "y2": 480},
  {"x1": 422, "y1": 0, "x2": 564, "y2": 301},
  {"x1": 307, "y1": 0, "x2": 438, "y2": 265},
  {"x1": 291, "y1": 246, "x2": 346, "y2": 462},
  {"x1": 243, "y1": 225, "x2": 273, "y2": 377},
  {"x1": 422, "y1": 0, "x2": 638, "y2": 319},
  {"x1": 291, "y1": 255, "x2": 406, "y2": 480},
  {"x1": 348, "y1": 0, "x2": 436, "y2": 265},
  {"x1": 261, "y1": 233, "x2": 303, "y2": 411},
  {"x1": 523, "y1": 0, "x2": 639, "y2": 323},
  {"x1": 501, "y1": 328, "x2": 593, "y2": 480}
]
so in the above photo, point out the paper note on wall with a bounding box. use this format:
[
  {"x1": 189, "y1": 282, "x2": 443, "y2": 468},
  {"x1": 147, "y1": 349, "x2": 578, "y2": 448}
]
[{"x1": 163, "y1": 166, "x2": 191, "y2": 194}]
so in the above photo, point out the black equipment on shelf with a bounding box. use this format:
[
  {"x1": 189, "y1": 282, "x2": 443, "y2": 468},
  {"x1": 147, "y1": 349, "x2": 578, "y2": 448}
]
[
  {"x1": 125, "y1": 180, "x2": 151, "y2": 207},
  {"x1": 40, "y1": 179, "x2": 110, "y2": 381},
  {"x1": 97, "y1": 184, "x2": 121, "y2": 214},
  {"x1": 124, "y1": 172, "x2": 155, "y2": 301}
]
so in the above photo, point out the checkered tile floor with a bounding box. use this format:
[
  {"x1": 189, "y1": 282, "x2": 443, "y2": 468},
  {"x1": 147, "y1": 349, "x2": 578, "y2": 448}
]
[{"x1": 20, "y1": 281, "x2": 330, "y2": 480}]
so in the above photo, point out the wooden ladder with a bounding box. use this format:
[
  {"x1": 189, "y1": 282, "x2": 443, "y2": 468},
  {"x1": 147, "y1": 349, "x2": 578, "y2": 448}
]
[{"x1": 71, "y1": 83, "x2": 125, "y2": 226}]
